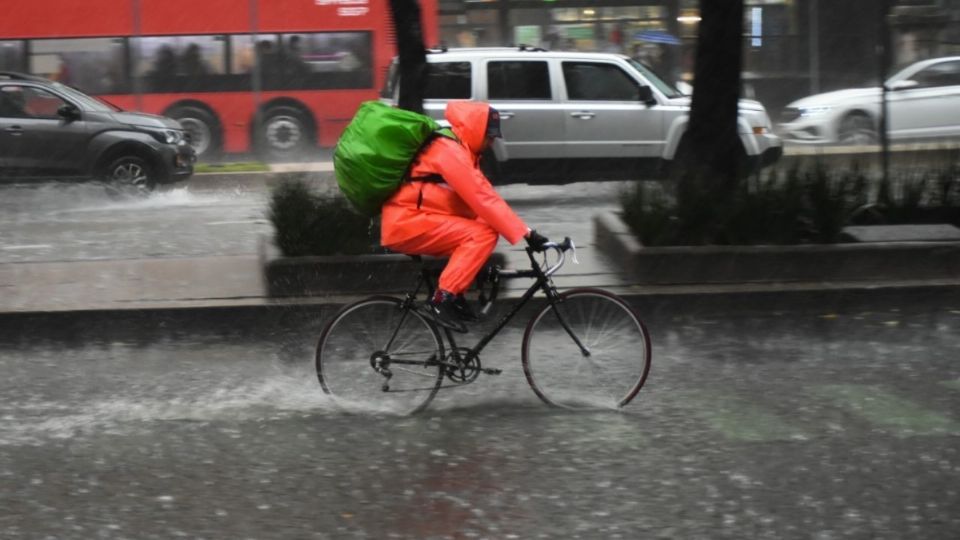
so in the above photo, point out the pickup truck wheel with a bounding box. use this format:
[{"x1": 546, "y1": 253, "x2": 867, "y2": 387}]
[{"x1": 102, "y1": 155, "x2": 156, "y2": 198}]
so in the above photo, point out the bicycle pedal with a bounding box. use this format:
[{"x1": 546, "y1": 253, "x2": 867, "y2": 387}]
[{"x1": 482, "y1": 368, "x2": 502, "y2": 375}]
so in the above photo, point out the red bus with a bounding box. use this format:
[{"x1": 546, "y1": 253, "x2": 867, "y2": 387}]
[{"x1": 0, "y1": 0, "x2": 439, "y2": 161}]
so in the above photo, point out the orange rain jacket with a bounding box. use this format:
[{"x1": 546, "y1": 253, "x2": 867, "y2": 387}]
[{"x1": 380, "y1": 101, "x2": 528, "y2": 293}]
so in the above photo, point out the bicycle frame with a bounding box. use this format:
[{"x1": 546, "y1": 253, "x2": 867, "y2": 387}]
[{"x1": 389, "y1": 244, "x2": 590, "y2": 375}]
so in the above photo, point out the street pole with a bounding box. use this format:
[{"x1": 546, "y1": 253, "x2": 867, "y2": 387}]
[
  {"x1": 250, "y1": 0, "x2": 261, "y2": 108},
  {"x1": 879, "y1": 0, "x2": 891, "y2": 186},
  {"x1": 809, "y1": 0, "x2": 819, "y2": 94},
  {"x1": 131, "y1": 0, "x2": 143, "y2": 111}
]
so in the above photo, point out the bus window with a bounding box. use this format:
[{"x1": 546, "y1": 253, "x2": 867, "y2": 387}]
[
  {"x1": 1, "y1": 41, "x2": 24, "y2": 72},
  {"x1": 29, "y1": 38, "x2": 126, "y2": 94},
  {"x1": 135, "y1": 35, "x2": 227, "y2": 93},
  {"x1": 282, "y1": 32, "x2": 373, "y2": 90},
  {"x1": 230, "y1": 34, "x2": 260, "y2": 75}
]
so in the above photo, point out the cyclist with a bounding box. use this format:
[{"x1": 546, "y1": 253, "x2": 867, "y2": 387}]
[{"x1": 380, "y1": 100, "x2": 548, "y2": 331}]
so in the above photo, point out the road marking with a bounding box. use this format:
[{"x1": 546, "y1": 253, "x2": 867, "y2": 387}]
[
  {"x1": 1, "y1": 244, "x2": 52, "y2": 250},
  {"x1": 815, "y1": 384, "x2": 960, "y2": 438},
  {"x1": 205, "y1": 220, "x2": 269, "y2": 226},
  {"x1": 685, "y1": 392, "x2": 807, "y2": 442}
]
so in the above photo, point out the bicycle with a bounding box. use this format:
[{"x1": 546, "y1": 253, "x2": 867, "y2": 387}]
[{"x1": 315, "y1": 238, "x2": 652, "y2": 415}]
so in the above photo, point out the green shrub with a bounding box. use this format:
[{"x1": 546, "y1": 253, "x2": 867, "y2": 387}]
[
  {"x1": 805, "y1": 164, "x2": 870, "y2": 243},
  {"x1": 620, "y1": 162, "x2": 960, "y2": 246},
  {"x1": 268, "y1": 174, "x2": 375, "y2": 256}
]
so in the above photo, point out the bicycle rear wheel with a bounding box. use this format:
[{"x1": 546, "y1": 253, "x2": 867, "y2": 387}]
[
  {"x1": 316, "y1": 296, "x2": 445, "y2": 415},
  {"x1": 522, "y1": 288, "x2": 651, "y2": 409}
]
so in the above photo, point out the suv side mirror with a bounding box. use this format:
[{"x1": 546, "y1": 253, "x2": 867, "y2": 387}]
[
  {"x1": 57, "y1": 104, "x2": 80, "y2": 120},
  {"x1": 638, "y1": 85, "x2": 657, "y2": 106}
]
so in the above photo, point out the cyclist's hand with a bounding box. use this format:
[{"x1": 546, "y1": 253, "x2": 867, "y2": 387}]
[{"x1": 525, "y1": 229, "x2": 549, "y2": 252}]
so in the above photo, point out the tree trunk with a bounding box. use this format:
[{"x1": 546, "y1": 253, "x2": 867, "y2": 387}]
[
  {"x1": 388, "y1": 0, "x2": 427, "y2": 114},
  {"x1": 684, "y1": 0, "x2": 745, "y2": 193}
]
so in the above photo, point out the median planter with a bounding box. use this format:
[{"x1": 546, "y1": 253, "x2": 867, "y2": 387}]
[
  {"x1": 594, "y1": 212, "x2": 960, "y2": 285},
  {"x1": 260, "y1": 236, "x2": 507, "y2": 297}
]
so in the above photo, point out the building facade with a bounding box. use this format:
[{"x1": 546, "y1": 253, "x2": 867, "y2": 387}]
[{"x1": 436, "y1": 0, "x2": 960, "y2": 115}]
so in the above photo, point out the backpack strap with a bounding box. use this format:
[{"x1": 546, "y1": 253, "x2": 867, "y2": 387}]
[{"x1": 403, "y1": 127, "x2": 458, "y2": 185}]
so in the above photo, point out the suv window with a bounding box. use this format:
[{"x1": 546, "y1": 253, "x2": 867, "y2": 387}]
[
  {"x1": 563, "y1": 62, "x2": 641, "y2": 101},
  {"x1": 0, "y1": 85, "x2": 67, "y2": 118},
  {"x1": 424, "y1": 61, "x2": 471, "y2": 100},
  {"x1": 22, "y1": 86, "x2": 69, "y2": 118},
  {"x1": 488, "y1": 61, "x2": 551, "y2": 100}
]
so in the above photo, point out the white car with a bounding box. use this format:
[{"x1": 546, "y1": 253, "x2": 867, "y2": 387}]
[
  {"x1": 382, "y1": 47, "x2": 782, "y2": 183},
  {"x1": 779, "y1": 56, "x2": 960, "y2": 145}
]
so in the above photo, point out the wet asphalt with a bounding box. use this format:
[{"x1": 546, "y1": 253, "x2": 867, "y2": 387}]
[
  {"x1": 2, "y1": 303, "x2": 959, "y2": 539},
  {"x1": 1, "y1": 176, "x2": 959, "y2": 538}
]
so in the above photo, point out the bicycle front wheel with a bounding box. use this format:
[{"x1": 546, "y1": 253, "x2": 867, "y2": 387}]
[
  {"x1": 316, "y1": 296, "x2": 445, "y2": 415},
  {"x1": 522, "y1": 288, "x2": 652, "y2": 409}
]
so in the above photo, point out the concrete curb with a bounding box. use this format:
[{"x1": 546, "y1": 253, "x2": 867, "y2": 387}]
[{"x1": 593, "y1": 211, "x2": 960, "y2": 285}]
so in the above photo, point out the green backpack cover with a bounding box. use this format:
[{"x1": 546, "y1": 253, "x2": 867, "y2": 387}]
[{"x1": 334, "y1": 101, "x2": 454, "y2": 216}]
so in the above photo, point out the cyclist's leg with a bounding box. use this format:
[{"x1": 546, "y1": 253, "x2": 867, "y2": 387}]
[{"x1": 384, "y1": 215, "x2": 498, "y2": 295}]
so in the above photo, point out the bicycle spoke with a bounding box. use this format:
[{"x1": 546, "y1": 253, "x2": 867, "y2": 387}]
[
  {"x1": 317, "y1": 297, "x2": 444, "y2": 415},
  {"x1": 523, "y1": 289, "x2": 651, "y2": 409}
]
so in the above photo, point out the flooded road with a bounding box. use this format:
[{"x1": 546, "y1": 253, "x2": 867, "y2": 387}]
[
  {"x1": 0, "y1": 176, "x2": 623, "y2": 264},
  {"x1": 2, "y1": 307, "x2": 958, "y2": 538}
]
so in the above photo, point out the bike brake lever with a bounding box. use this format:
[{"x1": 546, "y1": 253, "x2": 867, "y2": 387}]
[{"x1": 568, "y1": 238, "x2": 579, "y2": 264}]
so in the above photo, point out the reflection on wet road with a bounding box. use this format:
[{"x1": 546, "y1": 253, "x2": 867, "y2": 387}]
[
  {"x1": 0, "y1": 179, "x2": 623, "y2": 264},
  {"x1": 2, "y1": 308, "x2": 958, "y2": 538},
  {"x1": 0, "y1": 183, "x2": 271, "y2": 263}
]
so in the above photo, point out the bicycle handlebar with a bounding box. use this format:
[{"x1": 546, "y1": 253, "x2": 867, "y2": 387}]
[{"x1": 536, "y1": 237, "x2": 575, "y2": 276}]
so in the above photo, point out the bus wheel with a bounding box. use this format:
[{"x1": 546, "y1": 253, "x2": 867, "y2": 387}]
[
  {"x1": 169, "y1": 106, "x2": 221, "y2": 161},
  {"x1": 258, "y1": 106, "x2": 312, "y2": 161}
]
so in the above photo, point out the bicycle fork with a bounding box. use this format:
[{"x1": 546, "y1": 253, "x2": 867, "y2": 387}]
[{"x1": 545, "y1": 287, "x2": 592, "y2": 358}]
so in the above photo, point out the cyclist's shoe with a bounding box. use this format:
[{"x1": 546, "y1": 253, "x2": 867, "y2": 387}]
[
  {"x1": 418, "y1": 290, "x2": 468, "y2": 333},
  {"x1": 452, "y1": 294, "x2": 480, "y2": 322}
]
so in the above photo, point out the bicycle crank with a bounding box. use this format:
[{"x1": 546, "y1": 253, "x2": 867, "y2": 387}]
[{"x1": 445, "y1": 348, "x2": 482, "y2": 384}]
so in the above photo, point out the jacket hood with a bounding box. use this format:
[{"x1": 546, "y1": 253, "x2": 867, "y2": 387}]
[{"x1": 445, "y1": 101, "x2": 490, "y2": 155}]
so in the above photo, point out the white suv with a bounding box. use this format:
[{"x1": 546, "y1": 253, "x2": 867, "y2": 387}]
[{"x1": 382, "y1": 47, "x2": 782, "y2": 183}]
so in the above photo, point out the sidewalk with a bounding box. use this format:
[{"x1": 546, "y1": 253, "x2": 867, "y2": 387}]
[
  {"x1": 3, "y1": 240, "x2": 959, "y2": 322},
  {"x1": 2, "y1": 167, "x2": 959, "y2": 321}
]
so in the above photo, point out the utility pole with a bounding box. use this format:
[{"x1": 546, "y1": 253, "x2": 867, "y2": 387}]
[{"x1": 809, "y1": 0, "x2": 820, "y2": 94}]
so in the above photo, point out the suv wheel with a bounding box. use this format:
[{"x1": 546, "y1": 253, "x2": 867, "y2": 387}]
[{"x1": 102, "y1": 155, "x2": 156, "y2": 197}]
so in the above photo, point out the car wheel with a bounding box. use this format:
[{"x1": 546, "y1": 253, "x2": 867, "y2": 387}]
[
  {"x1": 258, "y1": 106, "x2": 313, "y2": 161},
  {"x1": 169, "y1": 106, "x2": 221, "y2": 160},
  {"x1": 838, "y1": 112, "x2": 877, "y2": 145},
  {"x1": 102, "y1": 155, "x2": 155, "y2": 197}
]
